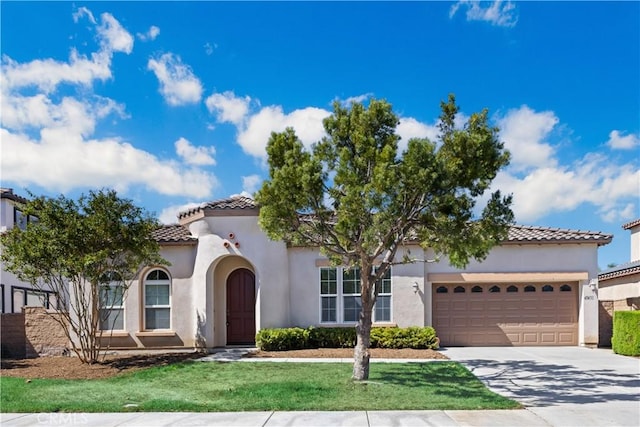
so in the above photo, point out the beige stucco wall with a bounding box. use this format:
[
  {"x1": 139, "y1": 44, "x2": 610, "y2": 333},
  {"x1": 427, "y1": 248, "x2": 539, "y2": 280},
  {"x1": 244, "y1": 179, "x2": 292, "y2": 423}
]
[
  {"x1": 599, "y1": 273, "x2": 640, "y2": 301},
  {"x1": 629, "y1": 225, "x2": 640, "y2": 262}
]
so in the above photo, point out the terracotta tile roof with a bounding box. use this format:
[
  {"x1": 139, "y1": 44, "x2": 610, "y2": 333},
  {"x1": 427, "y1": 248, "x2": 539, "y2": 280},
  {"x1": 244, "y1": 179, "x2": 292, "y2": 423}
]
[
  {"x1": 152, "y1": 224, "x2": 197, "y2": 245},
  {"x1": 505, "y1": 225, "x2": 612, "y2": 246},
  {"x1": 598, "y1": 260, "x2": 640, "y2": 280},
  {"x1": 178, "y1": 196, "x2": 257, "y2": 219},
  {"x1": 622, "y1": 218, "x2": 640, "y2": 230},
  {"x1": 0, "y1": 188, "x2": 27, "y2": 204}
]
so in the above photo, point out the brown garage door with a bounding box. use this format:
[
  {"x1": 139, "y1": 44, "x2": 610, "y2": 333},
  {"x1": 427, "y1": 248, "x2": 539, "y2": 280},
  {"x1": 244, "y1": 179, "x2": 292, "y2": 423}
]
[{"x1": 433, "y1": 282, "x2": 578, "y2": 346}]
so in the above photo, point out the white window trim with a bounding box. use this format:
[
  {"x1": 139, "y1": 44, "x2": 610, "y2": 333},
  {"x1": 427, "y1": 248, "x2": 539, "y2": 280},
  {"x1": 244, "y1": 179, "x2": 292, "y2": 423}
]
[
  {"x1": 318, "y1": 266, "x2": 392, "y2": 324},
  {"x1": 143, "y1": 270, "x2": 172, "y2": 331}
]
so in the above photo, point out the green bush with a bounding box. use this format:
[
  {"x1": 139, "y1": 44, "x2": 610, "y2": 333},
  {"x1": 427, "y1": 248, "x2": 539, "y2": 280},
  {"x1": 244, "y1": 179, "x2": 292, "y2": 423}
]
[
  {"x1": 256, "y1": 326, "x2": 439, "y2": 351},
  {"x1": 308, "y1": 327, "x2": 357, "y2": 348},
  {"x1": 255, "y1": 327, "x2": 310, "y2": 351},
  {"x1": 612, "y1": 311, "x2": 640, "y2": 356},
  {"x1": 371, "y1": 326, "x2": 438, "y2": 349}
]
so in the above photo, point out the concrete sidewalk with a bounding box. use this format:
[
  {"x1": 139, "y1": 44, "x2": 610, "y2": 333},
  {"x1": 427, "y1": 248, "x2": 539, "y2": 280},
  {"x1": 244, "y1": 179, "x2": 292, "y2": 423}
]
[{"x1": 1, "y1": 409, "x2": 551, "y2": 427}]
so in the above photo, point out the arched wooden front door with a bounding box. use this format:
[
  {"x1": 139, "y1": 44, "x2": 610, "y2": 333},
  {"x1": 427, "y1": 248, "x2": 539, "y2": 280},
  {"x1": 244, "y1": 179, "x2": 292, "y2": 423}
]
[{"x1": 226, "y1": 268, "x2": 256, "y2": 345}]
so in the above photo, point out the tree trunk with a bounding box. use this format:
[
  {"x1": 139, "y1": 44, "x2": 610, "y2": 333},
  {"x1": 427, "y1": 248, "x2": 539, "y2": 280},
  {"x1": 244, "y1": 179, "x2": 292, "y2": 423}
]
[{"x1": 353, "y1": 303, "x2": 373, "y2": 380}]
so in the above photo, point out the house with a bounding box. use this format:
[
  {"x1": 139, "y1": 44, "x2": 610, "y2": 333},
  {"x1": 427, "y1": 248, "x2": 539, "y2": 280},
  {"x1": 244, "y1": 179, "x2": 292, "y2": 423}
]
[
  {"x1": 100, "y1": 195, "x2": 612, "y2": 349},
  {"x1": 0, "y1": 188, "x2": 59, "y2": 314},
  {"x1": 597, "y1": 218, "x2": 640, "y2": 347}
]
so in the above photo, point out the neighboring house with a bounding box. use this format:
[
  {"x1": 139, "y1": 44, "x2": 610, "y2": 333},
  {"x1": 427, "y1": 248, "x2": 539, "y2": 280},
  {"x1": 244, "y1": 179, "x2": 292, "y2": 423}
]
[
  {"x1": 597, "y1": 218, "x2": 640, "y2": 347},
  {"x1": 100, "y1": 195, "x2": 612, "y2": 350},
  {"x1": 0, "y1": 188, "x2": 59, "y2": 314}
]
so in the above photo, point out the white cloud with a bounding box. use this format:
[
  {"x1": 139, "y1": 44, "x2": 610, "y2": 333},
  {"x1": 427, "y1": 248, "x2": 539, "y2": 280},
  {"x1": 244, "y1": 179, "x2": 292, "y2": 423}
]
[
  {"x1": 396, "y1": 117, "x2": 439, "y2": 152},
  {"x1": 147, "y1": 53, "x2": 203, "y2": 106},
  {"x1": 137, "y1": 26, "x2": 160, "y2": 42},
  {"x1": 158, "y1": 202, "x2": 202, "y2": 224},
  {"x1": 174, "y1": 137, "x2": 216, "y2": 166},
  {"x1": 72, "y1": 7, "x2": 96, "y2": 24},
  {"x1": 204, "y1": 42, "x2": 217, "y2": 56},
  {"x1": 238, "y1": 105, "x2": 330, "y2": 158},
  {"x1": 97, "y1": 13, "x2": 134, "y2": 54},
  {"x1": 205, "y1": 91, "x2": 251, "y2": 126},
  {"x1": 1, "y1": 10, "x2": 133, "y2": 93},
  {"x1": 242, "y1": 174, "x2": 262, "y2": 195},
  {"x1": 450, "y1": 1, "x2": 518, "y2": 28},
  {"x1": 491, "y1": 133, "x2": 639, "y2": 224},
  {"x1": 1, "y1": 128, "x2": 217, "y2": 198},
  {"x1": 496, "y1": 106, "x2": 558, "y2": 171},
  {"x1": 0, "y1": 7, "x2": 218, "y2": 201},
  {"x1": 606, "y1": 130, "x2": 640, "y2": 150},
  {"x1": 338, "y1": 93, "x2": 373, "y2": 106}
]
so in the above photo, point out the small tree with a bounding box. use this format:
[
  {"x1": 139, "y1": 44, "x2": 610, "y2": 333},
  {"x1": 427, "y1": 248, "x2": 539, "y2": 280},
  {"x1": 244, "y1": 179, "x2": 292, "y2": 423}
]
[
  {"x1": 256, "y1": 95, "x2": 513, "y2": 380},
  {"x1": 1, "y1": 189, "x2": 166, "y2": 363}
]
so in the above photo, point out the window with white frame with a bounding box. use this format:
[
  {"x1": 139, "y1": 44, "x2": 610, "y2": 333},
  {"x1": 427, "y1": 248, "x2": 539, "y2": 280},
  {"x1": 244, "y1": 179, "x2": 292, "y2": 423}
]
[
  {"x1": 99, "y1": 279, "x2": 124, "y2": 330},
  {"x1": 319, "y1": 266, "x2": 391, "y2": 323},
  {"x1": 144, "y1": 269, "x2": 171, "y2": 330}
]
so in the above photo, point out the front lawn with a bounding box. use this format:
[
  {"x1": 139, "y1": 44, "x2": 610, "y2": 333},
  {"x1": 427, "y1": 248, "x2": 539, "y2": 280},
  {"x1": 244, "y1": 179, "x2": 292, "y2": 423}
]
[{"x1": 1, "y1": 361, "x2": 519, "y2": 412}]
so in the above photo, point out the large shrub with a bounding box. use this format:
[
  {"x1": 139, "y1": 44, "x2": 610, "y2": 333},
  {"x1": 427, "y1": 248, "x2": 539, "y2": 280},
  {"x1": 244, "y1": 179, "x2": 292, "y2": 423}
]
[
  {"x1": 612, "y1": 311, "x2": 640, "y2": 356},
  {"x1": 255, "y1": 327, "x2": 309, "y2": 351},
  {"x1": 256, "y1": 326, "x2": 439, "y2": 351}
]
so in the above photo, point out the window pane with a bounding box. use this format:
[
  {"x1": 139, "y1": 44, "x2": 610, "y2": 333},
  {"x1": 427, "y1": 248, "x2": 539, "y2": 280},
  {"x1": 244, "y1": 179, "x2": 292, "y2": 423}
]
[
  {"x1": 343, "y1": 268, "x2": 361, "y2": 294},
  {"x1": 343, "y1": 296, "x2": 361, "y2": 322},
  {"x1": 12, "y1": 289, "x2": 24, "y2": 313},
  {"x1": 146, "y1": 284, "x2": 169, "y2": 305},
  {"x1": 147, "y1": 269, "x2": 169, "y2": 280},
  {"x1": 101, "y1": 285, "x2": 123, "y2": 307},
  {"x1": 100, "y1": 308, "x2": 124, "y2": 330},
  {"x1": 146, "y1": 307, "x2": 170, "y2": 329},
  {"x1": 374, "y1": 296, "x2": 391, "y2": 322},
  {"x1": 321, "y1": 296, "x2": 336, "y2": 322},
  {"x1": 375, "y1": 268, "x2": 391, "y2": 294},
  {"x1": 320, "y1": 268, "x2": 337, "y2": 295},
  {"x1": 26, "y1": 291, "x2": 47, "y2": 307}
]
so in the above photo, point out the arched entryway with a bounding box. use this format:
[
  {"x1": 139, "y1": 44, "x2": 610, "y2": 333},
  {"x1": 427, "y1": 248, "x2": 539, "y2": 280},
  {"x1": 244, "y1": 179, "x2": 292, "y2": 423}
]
[{"x1": 226, "y1": 268, "x2": 256, "y2": 345}]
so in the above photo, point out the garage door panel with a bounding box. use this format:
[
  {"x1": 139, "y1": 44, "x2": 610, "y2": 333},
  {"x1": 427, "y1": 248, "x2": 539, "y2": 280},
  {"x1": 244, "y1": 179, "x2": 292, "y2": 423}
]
[{"x1": 433, "y1": 282, "x2": 578, "y2": 346}]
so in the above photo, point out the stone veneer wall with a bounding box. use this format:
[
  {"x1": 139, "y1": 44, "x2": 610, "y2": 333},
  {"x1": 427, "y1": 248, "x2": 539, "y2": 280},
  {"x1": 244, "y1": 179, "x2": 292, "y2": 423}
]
[
  {"x1": 23, "y1": 307, "x2": 69, "y2": 357},
  {"x1": 0, "y1": 313, "x2": 26, "y2": 358},
  {"x1": 599, "y1": 298, "x2": 640, "y2": 347}
]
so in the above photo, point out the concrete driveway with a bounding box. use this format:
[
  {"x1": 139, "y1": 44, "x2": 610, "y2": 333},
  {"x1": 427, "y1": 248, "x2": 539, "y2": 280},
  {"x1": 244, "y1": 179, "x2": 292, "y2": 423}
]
[{"x1": 442, "y1": 346, "x2": 640, "y2": 426}]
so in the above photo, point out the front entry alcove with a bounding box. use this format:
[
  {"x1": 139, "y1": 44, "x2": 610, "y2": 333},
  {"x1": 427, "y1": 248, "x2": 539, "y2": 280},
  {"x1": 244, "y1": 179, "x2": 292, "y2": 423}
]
[{"x1": 212, "y1": 256, "x2": 256, "y2": 347}]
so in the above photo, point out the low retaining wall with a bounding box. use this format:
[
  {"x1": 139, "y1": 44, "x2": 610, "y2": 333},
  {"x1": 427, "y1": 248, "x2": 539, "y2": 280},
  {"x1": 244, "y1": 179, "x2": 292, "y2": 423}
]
[
  {"x1": 0, "y1": 313, "x2": 26, "y2": 358},
  {"x1": 1, "y1": 307, "x2": 69, "y2": 358}
]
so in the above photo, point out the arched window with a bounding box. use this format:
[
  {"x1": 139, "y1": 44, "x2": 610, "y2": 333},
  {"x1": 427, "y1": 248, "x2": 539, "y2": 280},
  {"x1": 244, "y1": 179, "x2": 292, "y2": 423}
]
[
  {"x1": 524, "y1": 285, "x2": 536, "y2": 292},
  {"x1": 471, "y1": 285, "x2": 483, "y2": 293},
  {"x1": 454, "y1": 286, "x2": 465, "y2": 293},
  {"x1": 489, "y1": 285, "x2": 501, "y2": 293},
  {"x1": 507, "y1": 285, "x2": 518, "y2": 293},
  {"x1": 560, "y1": 284, "x2": 572, "y2": 292},
  {"x1": 436, "y1": 286, "x2": 448, "y2": 293},
  {"x1": 144, "y1": 269, "x2": 171, "y2": 330},
  {"x1": 542, "y1": 285, "x2": 554, "y2": 292}
]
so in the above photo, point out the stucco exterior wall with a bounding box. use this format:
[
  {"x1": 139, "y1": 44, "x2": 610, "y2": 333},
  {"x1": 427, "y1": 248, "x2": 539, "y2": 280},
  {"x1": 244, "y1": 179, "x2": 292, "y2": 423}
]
[
  {"x1": 629, "y1": 225, "x2": 640, "y2": 262},
  {"x1": 599, "y1": 273, "x2": 640, "y2": 301}
]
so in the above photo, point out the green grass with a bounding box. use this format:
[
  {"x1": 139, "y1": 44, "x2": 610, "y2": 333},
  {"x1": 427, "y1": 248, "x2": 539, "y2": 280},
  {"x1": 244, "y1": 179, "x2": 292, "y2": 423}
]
[{"x1": 1, "y1": 361, "x2": 520, "y2": 412}]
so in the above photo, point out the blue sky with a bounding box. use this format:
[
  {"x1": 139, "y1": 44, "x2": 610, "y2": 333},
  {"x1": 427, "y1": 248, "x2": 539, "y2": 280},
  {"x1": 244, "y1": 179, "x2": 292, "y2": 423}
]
[{"x1": 1, "y1": 1, "x2": 638, "y2": 268}]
